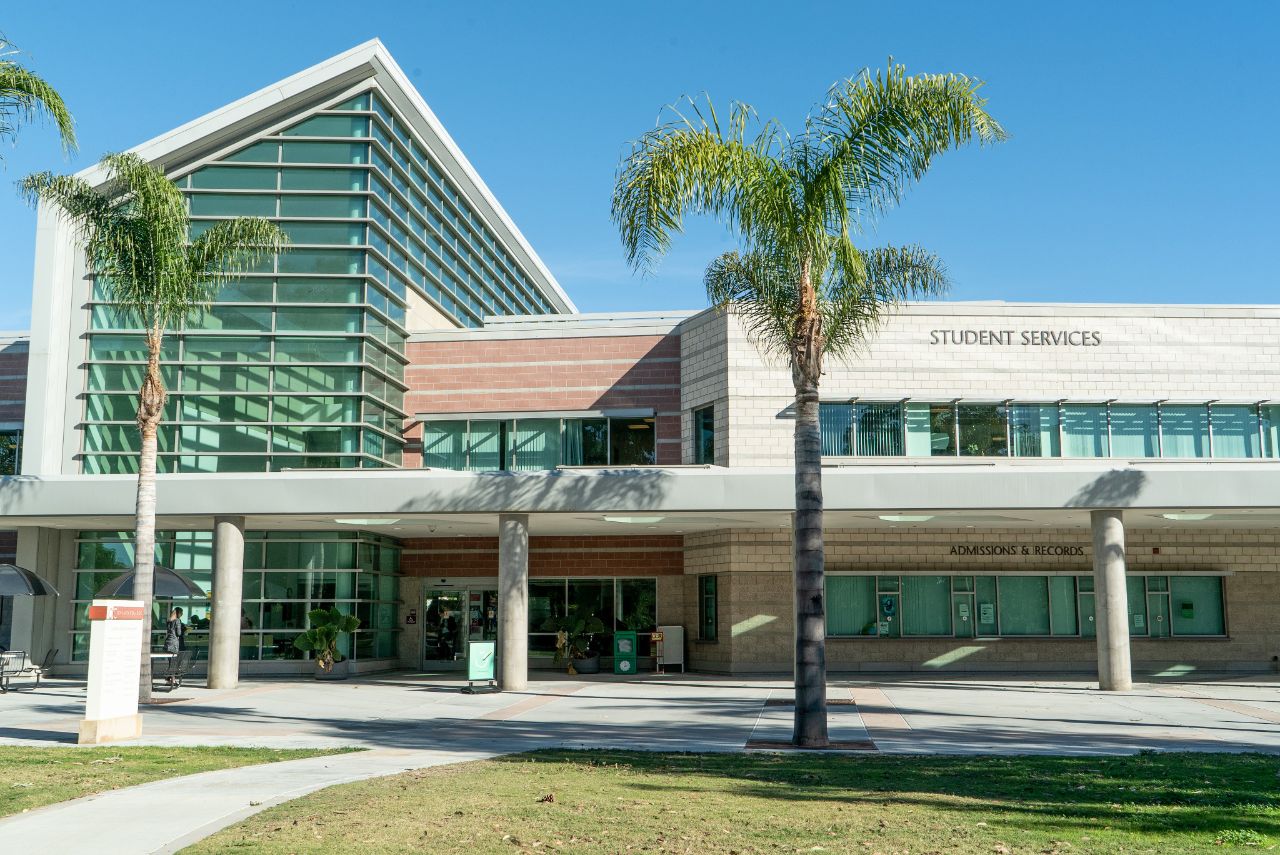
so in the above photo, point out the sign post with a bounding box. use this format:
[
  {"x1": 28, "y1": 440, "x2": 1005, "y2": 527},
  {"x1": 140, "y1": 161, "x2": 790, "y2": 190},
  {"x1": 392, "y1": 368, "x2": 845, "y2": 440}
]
[
  {"x1": 79, "y1": 599, "x2": 144, "y2": 744},
  {"x1": 462, "y1": 640, "x2": 497, "y2": 694}
]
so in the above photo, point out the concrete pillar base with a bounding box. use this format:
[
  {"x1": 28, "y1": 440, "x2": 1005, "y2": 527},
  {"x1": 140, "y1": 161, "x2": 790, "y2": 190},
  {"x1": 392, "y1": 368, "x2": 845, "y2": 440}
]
[{"x1": 78, "y1": 714, "x2": 143, "y2": 745}]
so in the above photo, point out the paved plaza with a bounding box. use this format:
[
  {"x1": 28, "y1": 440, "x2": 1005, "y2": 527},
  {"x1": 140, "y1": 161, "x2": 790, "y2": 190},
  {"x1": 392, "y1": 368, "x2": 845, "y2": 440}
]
[
  {"x1": 4, "y1": 671, "x2": 1280, "y2": 754},
  {"x1": 2, "y1": 671, "x2": 1279, "y2": 853}
]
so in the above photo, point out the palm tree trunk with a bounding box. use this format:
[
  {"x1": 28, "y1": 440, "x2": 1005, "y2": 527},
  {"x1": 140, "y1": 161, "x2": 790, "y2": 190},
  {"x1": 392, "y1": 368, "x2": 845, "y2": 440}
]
[
  {"x1": 792, "y1": 382, "x2": 829, "y2": 747},
  {"x1": 134, "y1": 330, "x2": 166, "y2": 704}
]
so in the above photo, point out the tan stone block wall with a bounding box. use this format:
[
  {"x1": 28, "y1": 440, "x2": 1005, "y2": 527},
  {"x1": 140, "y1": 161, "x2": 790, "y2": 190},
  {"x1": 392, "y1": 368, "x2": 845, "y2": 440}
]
[
  {"x1": 712, "y1": 305, "x2": 1280, "y2": 467},
  {"x1": 682, "y1": 526, "x2": 1280, "y2": 674}
]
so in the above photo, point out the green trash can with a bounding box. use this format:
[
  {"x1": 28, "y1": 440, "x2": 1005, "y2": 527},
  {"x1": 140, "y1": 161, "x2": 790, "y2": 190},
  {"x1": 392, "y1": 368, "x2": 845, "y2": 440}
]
[{"x1": 613, "y1": 630, "x2": 638, "y2": 675}]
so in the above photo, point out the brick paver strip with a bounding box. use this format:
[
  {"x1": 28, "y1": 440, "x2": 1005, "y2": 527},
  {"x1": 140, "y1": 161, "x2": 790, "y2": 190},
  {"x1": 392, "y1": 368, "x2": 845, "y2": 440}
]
[
  {"x1": 477, "y1": 681, "x2": 587, "y2": 720},
  {"x1": 850, "y1": 687, "x2": 911, "y2": 730}
]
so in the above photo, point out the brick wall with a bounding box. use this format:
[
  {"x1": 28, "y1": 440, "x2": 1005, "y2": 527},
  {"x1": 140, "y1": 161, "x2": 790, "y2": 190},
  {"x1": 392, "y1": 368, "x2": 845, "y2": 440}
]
[
  {"x1": 404, "y1": 333, "x2": 682, "y2": 467},
  {"x1": 401, "y1": 535, "x2": 685, "y2": 578}
]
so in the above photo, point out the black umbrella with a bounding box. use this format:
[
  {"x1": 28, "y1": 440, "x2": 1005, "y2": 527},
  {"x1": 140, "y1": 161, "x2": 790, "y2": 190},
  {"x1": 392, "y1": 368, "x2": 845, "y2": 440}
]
[
  {"x1": 96, "y1": 566, "x2": 206, "y2": 598},
  {"x1": 0, "y1": 564, "x2": 59, "y2": 596}
]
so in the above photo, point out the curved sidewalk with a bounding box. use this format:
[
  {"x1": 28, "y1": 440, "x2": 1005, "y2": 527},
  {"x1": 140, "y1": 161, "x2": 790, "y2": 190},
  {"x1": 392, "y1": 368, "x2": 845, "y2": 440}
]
[{"x1": 0, "y1": 746, "x2": 500, "y2": 855}]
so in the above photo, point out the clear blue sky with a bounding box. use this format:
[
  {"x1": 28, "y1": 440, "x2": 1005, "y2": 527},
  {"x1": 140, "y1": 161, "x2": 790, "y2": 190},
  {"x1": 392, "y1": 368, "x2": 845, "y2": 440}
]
[{"x1": 1, "y1": 1, "x2": 1276, "y2": 329}]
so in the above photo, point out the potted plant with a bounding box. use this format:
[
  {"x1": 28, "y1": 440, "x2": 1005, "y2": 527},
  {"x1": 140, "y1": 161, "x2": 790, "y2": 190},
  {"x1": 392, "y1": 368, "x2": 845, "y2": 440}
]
[
  {"x1": 543, "y1": 615, "x2": 605, "y2": 674},
  {"x1": 294, "y1": 607, "x2": 360, "y2": 680}
]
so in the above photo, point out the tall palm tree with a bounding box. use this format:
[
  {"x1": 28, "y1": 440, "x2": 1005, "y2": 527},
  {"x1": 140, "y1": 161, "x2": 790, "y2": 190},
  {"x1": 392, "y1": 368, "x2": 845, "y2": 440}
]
[
  {"x1": 0, "y1": 37, "x2": 76, "y2": 156},
  {"x1": 612, "y1": 64, "x2": 1004, "y2": 746},
  {"x1": 21, "y1": 153, "x2": 285, "y2": 701}
]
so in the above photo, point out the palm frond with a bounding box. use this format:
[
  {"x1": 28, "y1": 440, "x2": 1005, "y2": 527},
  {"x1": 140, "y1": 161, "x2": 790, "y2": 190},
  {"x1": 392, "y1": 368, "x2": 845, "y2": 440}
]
[
  {"x1": 0, "y1": 42, "x2": 76, "y2": 153},
  {"x1": 822, "y1": 244, "x2": 949, "y2": 358},
  {"x1": 185, "y1": 217, "x2": 287, "y2": 291},
  {"x1": 704, "y1": 250, "x2": 799, "y2": 363},
  {"x1": 803, "y1": 62, "x2": 1006, "y2": 228},
  {"x1": 612, "y1": 94, "x2": 797, "y2": 274}
]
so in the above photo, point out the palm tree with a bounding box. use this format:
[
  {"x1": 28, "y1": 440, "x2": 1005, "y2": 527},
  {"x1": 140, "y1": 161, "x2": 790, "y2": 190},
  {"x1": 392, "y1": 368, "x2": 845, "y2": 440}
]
[
  {"x1": 612, "y1": 64, "x2": 1004, "y2": 746},
  {"x1": 1, "y1": 37, "x2": 76, "y2": 156},
  {"x1": 21, "y1": 153, "x2": 285, "y2": 701}
]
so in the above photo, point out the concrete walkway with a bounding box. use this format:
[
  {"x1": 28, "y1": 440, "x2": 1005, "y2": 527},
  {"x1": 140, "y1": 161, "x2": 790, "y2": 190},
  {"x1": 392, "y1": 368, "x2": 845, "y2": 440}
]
[{"x1": 1, "y1": 671, "x2": 1278, "y2": 853}]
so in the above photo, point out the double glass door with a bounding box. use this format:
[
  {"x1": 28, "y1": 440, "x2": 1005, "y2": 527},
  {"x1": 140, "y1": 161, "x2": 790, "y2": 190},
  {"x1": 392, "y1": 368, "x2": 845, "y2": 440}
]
[{"x1": 422, "y1": 589, "x2": 497, "y2": 670}]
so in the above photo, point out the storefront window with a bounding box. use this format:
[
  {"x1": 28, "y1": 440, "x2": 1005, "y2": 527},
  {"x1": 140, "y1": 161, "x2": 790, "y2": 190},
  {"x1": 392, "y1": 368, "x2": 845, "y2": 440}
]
[
  {"x1": 928, "y1": 404, "x2": 956, "y2": 456},
  {"x1": 419, "y1": 415, "x2": 656, "y2": 470},
  {"x1": 0, "y1": 429, "x2": 23, "y2": 475},
  {"x1": 698, "y1": 575, "x2": 718, "y2": 641},
  {"x1": 1109, "y1": 405, "x2": 1158, "y2": 457},
  {"x1": 1212, "y1": 405, "x2": 1262, "y2": 458},
  {"x1": 819, "y1": 403, "x2": 854, "y2": 456},
  {"x1": 1009, "y1": 404, "x2": 1059, "y2": 457},
  {"x1": 856, "y1": 403, "x2": 903, "y2": 456},
  {"x1": 694, "y1": 405, "x2": 716, "y2": 464},
  {"x1": 1061, "y1": 405, "x2": 1109, "y2": 458},
  {"x1": 826, "y1": 573, "x2": 1225, "y2": 638},
  {"x1": 71, "y1": 530, "x2": 399, "y2": 662},
  {"x1": 1161, "y1": 405, "x2": 1210, "y2": 458},
  {"x1": 957, "y1": 404, "x2": 1008, "y2": 457},
  {"x1": 901, "y1": 576, "x2": 950, "y2": 635}
]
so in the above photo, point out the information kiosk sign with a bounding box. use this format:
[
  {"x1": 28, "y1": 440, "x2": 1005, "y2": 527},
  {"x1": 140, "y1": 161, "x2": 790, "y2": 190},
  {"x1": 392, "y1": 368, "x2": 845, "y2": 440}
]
[{"x1": 79, "y1": 599, "x2": 144, "y2": 744}]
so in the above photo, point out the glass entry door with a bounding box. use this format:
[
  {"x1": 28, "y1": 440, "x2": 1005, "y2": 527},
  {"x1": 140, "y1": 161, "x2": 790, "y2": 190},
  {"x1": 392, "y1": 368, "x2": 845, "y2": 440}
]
[{"x1": 422, "y1": 589, "x2": 498, "y2": 671}]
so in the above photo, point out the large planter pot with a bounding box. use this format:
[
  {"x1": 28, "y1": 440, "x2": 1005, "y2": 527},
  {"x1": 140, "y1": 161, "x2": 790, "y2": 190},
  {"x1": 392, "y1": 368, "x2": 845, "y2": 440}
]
[
  {"x1": 572, "y1": 654, "x2": 600, "y2": 674},
  {"x1": 314, "y1": 658, "x2": 350, "y2": 681}
]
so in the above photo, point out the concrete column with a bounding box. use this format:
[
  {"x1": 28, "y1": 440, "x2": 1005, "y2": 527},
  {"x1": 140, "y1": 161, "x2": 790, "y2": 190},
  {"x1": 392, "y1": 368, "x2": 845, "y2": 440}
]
[
  {"x1": 208, "y1": 516, "x2": 246, "y2": 690},
  {"x1": 497, "y1": 513, "x2": 529, "y2": 691},
  {"x1": 1091, "y1": 509, "x2": 1132, "y2": 691},
  {"x1": 14, "y1": 527, "x2": 63, "y2": 662}
]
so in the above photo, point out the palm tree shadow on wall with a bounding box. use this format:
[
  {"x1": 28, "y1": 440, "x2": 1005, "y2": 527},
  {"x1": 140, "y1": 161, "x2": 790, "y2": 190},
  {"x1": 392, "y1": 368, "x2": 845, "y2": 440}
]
[
  {"x1": 1064, "y1": 469, "x2": 1147, "y2": 508},
  {"x1": 394, "y1": 465, "x2": 675, "y2": 516}
]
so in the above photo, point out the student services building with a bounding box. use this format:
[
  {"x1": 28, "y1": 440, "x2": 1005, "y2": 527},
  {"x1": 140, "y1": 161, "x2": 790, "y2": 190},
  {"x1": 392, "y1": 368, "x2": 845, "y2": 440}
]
[{"x1": 1, "y1": 41, "x2": 1278, "y2": 686}]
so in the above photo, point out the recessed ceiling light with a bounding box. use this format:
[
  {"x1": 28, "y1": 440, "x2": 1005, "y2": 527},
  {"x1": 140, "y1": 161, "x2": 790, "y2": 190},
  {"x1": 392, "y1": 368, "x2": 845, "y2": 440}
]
[
  {"x1": 603, "y1": 515, "x2": 665, "y2": 524},
  {"x1": 334, "y1": 518, "x2": 401, "y2": 525},
  {"x1": 878, "y1": 514, "x2": 935, "y2": 523},
  {"x1": 1160, "y1": 513, "x2": 1213, "y2": 521}
]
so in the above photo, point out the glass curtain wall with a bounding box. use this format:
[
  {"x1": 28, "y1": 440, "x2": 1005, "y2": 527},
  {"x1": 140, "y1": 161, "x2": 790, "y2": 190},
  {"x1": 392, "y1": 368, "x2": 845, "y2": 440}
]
[
  {"x1": 80, "y1": 89, "x2": 562, "y2": 475},
  {"x1": 820, "y1": 401, "x2": 1276, "y2": 460},
  {"x1": 826, "y1": 573, "x2": 1225, "y2": 638},
  {"x1": 71, "y1": 529, "x2": 400, "y2": 662}
]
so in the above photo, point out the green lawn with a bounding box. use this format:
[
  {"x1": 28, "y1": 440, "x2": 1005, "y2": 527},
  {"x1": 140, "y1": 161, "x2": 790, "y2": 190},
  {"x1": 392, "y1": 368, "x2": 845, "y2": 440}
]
[
  {"x1": 0, "y1": 746, "x2": 354, "y2": 818},
  {"x1": 184, "y1": 749, "x2": 1280, "y2": 854}
]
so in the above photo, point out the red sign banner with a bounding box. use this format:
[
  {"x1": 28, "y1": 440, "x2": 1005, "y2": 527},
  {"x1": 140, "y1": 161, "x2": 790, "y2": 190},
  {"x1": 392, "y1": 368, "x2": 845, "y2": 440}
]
[{"x1": 87, "y1": 604, "x2": 146, "y2": 621}]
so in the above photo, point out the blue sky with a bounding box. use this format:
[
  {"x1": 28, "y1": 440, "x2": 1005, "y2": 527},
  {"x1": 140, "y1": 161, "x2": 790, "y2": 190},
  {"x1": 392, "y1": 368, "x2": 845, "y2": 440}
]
[{"x1": 1, "y1": 1, "x2": 1276, "y2": 328}]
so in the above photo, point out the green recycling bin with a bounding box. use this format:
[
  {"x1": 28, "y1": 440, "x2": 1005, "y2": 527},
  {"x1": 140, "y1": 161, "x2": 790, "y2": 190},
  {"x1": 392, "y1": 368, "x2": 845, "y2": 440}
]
[{"x1": 613, "y1": 630, "x2": 638, "y2": 675}]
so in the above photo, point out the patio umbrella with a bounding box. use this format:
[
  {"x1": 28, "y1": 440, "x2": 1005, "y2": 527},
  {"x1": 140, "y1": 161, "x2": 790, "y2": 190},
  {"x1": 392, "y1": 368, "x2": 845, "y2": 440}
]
[
  {"x1": 0, "y1": 564, "x2": 59, "y2": 596},
  {"x1": 96, "y1": 566, "x2": 206, "y2": 599}
]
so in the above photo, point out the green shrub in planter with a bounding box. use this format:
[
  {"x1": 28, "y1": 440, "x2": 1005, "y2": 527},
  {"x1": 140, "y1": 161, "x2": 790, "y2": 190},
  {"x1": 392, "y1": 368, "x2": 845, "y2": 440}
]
[
  {"x1": 542, "y1": 615, "x2": 606, "y2": 674},
  {"x1": 294, "y1": 607, "x2": 360, "y2": 672}
]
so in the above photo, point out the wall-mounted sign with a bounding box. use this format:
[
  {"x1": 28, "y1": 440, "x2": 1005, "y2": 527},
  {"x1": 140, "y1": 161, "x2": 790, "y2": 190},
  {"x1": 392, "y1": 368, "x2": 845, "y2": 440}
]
[
  {"x1": 930, "y1": 329, "x2": 1103, "y2": 347},
  {"x1": 979, "y1": 603, "x2": 996, "y2": 624},
  {"x1": 949, "y1": 545, "x2": 1086, "y2": 557},
  {"x1": 405, "y1": 609, "x2": 417, "y2": 625}
]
